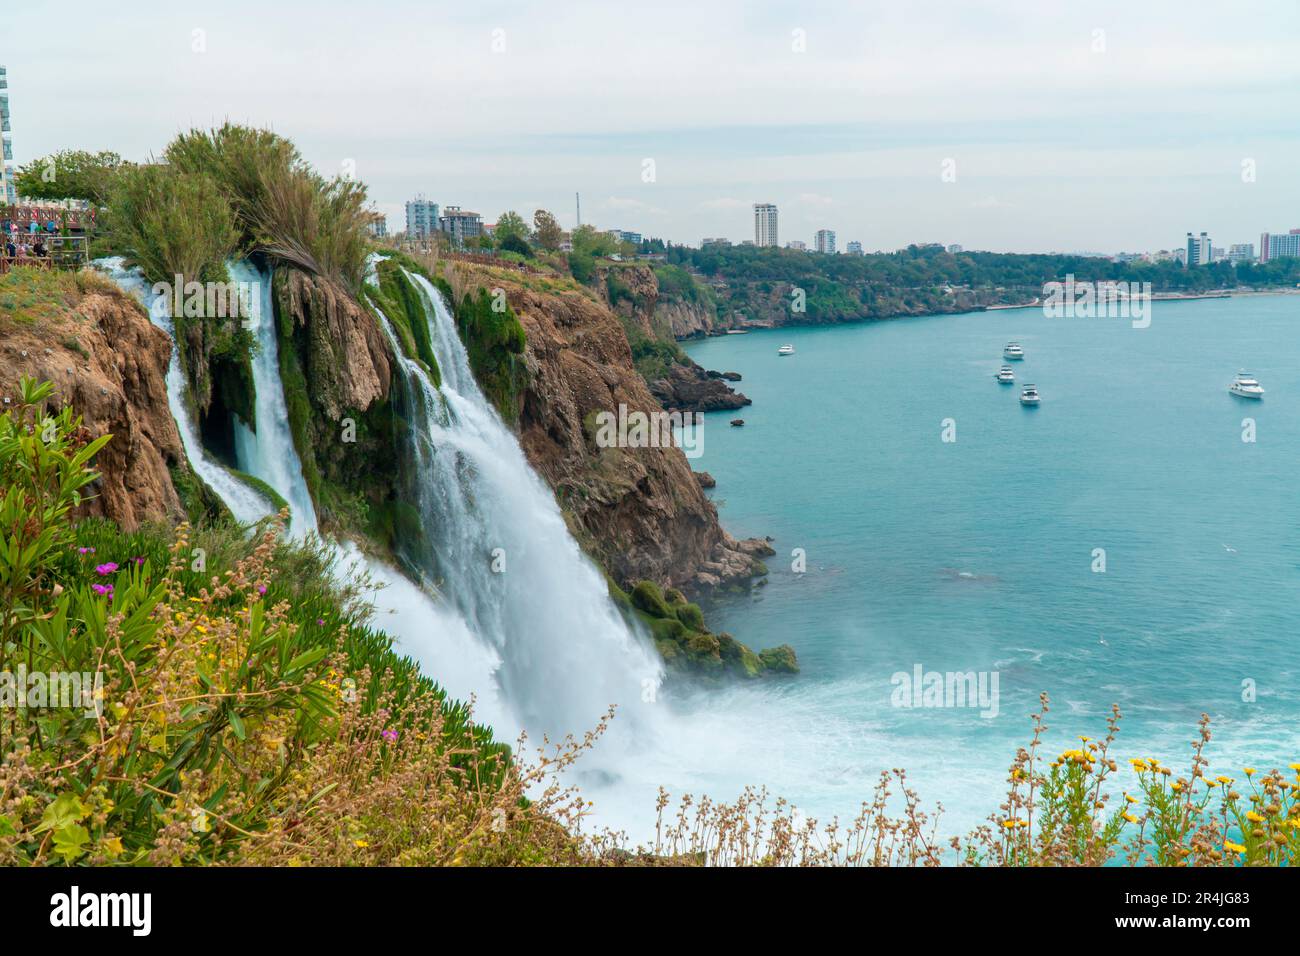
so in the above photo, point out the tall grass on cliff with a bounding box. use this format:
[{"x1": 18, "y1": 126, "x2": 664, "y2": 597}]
[
  {"x1": 166, "y1": 124, "x2": 371, "y2": 289},
  {"x1": 106, "y1": 163, "x2": 240, "y2": 287},
  {"x1": 0, "y1": 378, "x2": 593, "y2": 865}
]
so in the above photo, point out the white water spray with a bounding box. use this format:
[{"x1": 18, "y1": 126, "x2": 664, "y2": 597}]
[
  {"x1": 228, "y1": 259, "x2": 318, "y2": 539},
  {"x1": 375, "y1": 268, "x2": 664, "y2": 740},
  {"x1": 93, "y1": 258, "x2": 273, "y2": 526}
]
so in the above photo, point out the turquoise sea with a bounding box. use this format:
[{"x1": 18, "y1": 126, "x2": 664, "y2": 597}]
[{"x1": 668, "y1": 294, "x2": 1300, "y2": 834}]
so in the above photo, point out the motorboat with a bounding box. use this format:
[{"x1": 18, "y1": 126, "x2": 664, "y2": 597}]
[
  {"x1": 1003, "y1": 342, "x2": 1025, "y2": 360},
  {"x1": 995, "y1": 366, "x2": 1015, "y2": 383},
  {"x1": 777, "y1": 344, "x2": 795, "y2": 356},
  {"x1": 1228, "y1": 371, "x2": 1264, "y2": 399},
  {"x1": 1019, "y1": 384, "x2": 1040, "y2": 406}
]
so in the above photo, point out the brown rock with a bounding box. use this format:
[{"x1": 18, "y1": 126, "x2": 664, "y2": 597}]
[
  {"x1": 465, "y1": 269, "x2": 767, "y2": 592},
  {"x1": 0, "y1": 273, "x2": 185, "y2": 528}
]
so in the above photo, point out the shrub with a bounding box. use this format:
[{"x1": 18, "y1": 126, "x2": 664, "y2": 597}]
[
  {"x1": 0, "y1": 379, "x2": 591, "y2": 866},
  {"x1": 106, "y1": 164, "x2": 240, "y2": 287}
]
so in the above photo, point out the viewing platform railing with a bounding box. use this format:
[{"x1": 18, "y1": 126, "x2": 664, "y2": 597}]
[{"x1": 0, "y1": 235, "x2": 90, "y2": 274}]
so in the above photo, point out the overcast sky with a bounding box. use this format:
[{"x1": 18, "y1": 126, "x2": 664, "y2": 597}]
[{"x1": 7, "y1": 0, "x2": 1299, "y2": 252}]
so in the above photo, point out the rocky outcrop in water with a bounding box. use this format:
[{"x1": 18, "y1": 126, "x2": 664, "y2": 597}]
[
  {"x1": 649, "y1": 359, "x2": 751, "y2": 413},
  {"x1": 0, "y1": 274, "x2": 186, "y2": 527}
]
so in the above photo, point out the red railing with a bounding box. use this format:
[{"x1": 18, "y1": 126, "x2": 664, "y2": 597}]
[{"x1": 2, "y1": 203, "x2": 93, "y2": 233}]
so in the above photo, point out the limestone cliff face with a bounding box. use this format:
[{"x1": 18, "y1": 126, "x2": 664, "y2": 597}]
[
  {"x1": 277, "y1": 268, "x2": 392, "y2": 419},
  {"x1": 0, "y1": 276, "x2": 186, "y2": 528},
  {"x1": 472, "y1": 269, "x2": 769, "y2": 591}
]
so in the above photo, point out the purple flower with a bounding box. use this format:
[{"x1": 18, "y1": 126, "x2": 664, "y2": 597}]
[
  {"x1": 382, "y1": 729, "x2": 398, "y2": 743},
  {"x1": 94, "y1": 562, "x2": 118, "y2": 576},
  {"x1": 91, "y1": 583, "x2": 113, "y2": 597},
  {"x1": 316, "y1": 618, "x2": 325, "y2": 626},
  {"x1": 257, "y1": 584, "x2": 267, "y2": 595},
  {"x1": 78, "y1": 547, "x2": 95, "y2": 555},
  {"x1": 132, "y1": 556, "x2": 145, "y2": 566}
]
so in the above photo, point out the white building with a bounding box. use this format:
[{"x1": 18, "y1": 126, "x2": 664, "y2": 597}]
[
  {"x1": 1227, "y1": 243, "x2": 1254, "y2": 263},
  {"x1": 1259, "y1": 230, "x2": 1300, "y2": 263},
  {"x1": 0, "y1": 65, "x2": 15, "y2": 205},
  {"x1": 754, "y1": 203, "x2": 778, "y2": 247},
  {"x1": 405, "y1": 196, "x2": 439, "y2": 239},
  {"x1": 846, "y1": 240, "x2": 863, "y2": 255},
  {"x1": 946, "y1": 243, "x2": 962, "y2": 254},
  {"x1": 701, "y1": 237, "x2": 731, "y2": 247},
  {"x1": 1185, "y1": 231, "x2": 1212, "y2": 267},
  {"x1": 786, "y1": 240, "x2": 807, "y2": 251},
  {"x1": 814, "y1": 229, "x2": 836, "y2": 254}
]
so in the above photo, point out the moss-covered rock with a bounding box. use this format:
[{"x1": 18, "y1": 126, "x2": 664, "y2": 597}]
[
  {"x1": 759, "y1": 644, "x2": 800, "y2": 675},
  {"x1": 631, "y1": 580, "x2": 673, "y2": 618},
  {"x1": 623, "y1": 579, "x2": 797, "y2": 680},
  {"x1": 674, "y1": 602, "x2": 705, "y2": 630}
]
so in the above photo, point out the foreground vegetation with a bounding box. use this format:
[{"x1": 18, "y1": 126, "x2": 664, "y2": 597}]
[{"x1": 4, "y1": 378, "x2": 1296, "y2": 865}]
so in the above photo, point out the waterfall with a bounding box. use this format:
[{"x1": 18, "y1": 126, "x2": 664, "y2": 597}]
[
  {"x1": 93, "y1": 257, "x2": 274, "y2": 526},
  {"x1": 371, "y1": 267, "x2": 664, "y2": 740},
  {"x1": 101, "y1": 254, "x2": 684, "y2": 832},
  {"x1": 228, "y1": 259, "x2": 318, "y2": 539}
]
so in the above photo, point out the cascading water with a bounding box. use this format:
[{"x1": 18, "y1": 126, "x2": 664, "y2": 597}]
[
  {"x1": 93, "y1": 258, "x2": 274, "y2": 526},
  {"x1": 373, "y1": 268, "x2": 664, "y2": 741},
  {"x1": 228, "y1": 259, "x2": 318, "y2": 539}
]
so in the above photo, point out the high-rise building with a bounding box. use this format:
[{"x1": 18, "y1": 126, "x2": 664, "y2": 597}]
[
  {"x1": 846, "y1": 240, "x2": 864, "y2": 255},
  {"x1": 1258, "y1": 229, "x2": 1300, "y2": 263},
  {"x1": 1228, "y1": 243, "x2": 1254, "y2": 263},
  {"x1": 1185, "y1": 231, "x2": 1212, "y2": 267},
  {"x1": 0, "y1": 65, "x2": 15, "y2": 205},
  {"x1": 754, "y1": 203, "x2": 778, "y2": 247},
  {"x1": 438, "y1": 205, "x2": 484, "y2": 245},
  {"x1": 405, "y1": 196, "x2": 439, "y2": 239},
  {"x1": 815, "y1": 229, "x2": 836, "y2": 254}
]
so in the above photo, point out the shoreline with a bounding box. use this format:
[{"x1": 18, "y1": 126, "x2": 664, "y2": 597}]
[{"x1": 684, "y1": 285, "x2": 1300, "y2": 339}]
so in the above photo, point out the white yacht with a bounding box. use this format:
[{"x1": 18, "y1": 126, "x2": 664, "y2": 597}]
[
  {"x1": 995, "y1": 366, "x2": 1015, "y2": 383},
  {"x1": 1019, "y1": 384, "x2": 1041, "y2": 406},
  {"x1": 777, "y1": 344, "x2": 795, "y2": 356},
  {"x1": 1228, "y1": 371, "x2": 1264, "y2": 399},
  {"x1": 1003, "y1": 342, "x2": 1025, "y2": 360}
]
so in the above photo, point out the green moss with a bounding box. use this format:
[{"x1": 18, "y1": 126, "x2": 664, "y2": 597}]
[
  {"x1": 167, "y1": 463, "x2": 231, "y2": 526},
  {"x1": 675, "y1": 602, "x2": 705, "y2": 630},
  {"x1": 631, "y1": 580, "x2": 672, "y2": 618},
  {"x1": 370, "y1": 258, "x2": 441, "y2": 388},
  {"x1": 759, "y1": 644, "x2": 800, "y2": 675},
  {"x1": 447, "y1": 285, "x2": 528, "y2": 423},
  {"x1": 230, "y1": 469, "x2": 288, "y2": 512}
]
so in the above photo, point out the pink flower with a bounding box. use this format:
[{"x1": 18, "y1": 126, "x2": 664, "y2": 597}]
[
  {"x1": 91, "y1": 583, "x2": 113, "y2": 597},
  {"x1": 316, "y1": 618, "x2": 325, "y2": 626},
  {"x1": 78, "y1": 547, "x2": 95, "y2": 555},
  {"x1": 132, "y1": 556, "x2": 145, "y2": 566},
  {"x1": 94, "y1": 563, "x2": 118, "y2": 576},
  {"x1": 257, "y1": 584, "x2": 267, "y2": 595},
  {"x1": 382, "y1": 729, "x2": 398, "y2": 743}
]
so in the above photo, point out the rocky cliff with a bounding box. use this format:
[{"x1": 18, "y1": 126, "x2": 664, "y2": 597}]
[
  {"x1": 594, "y1": 263, "x2": 749, "y2": 414},
  {"x1": 459, "y1": 265, "x2": 770, "y2": 592},
  {"x1": 0, "y1": 270, "x2": 187, "y2": 527}
]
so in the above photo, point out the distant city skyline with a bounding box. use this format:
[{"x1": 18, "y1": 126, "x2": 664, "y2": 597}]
[{"x1": 5, "y1": 1, "x2": 1300, "y2": 253}]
